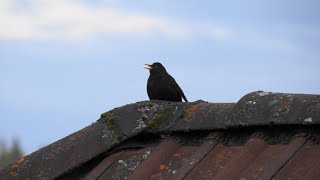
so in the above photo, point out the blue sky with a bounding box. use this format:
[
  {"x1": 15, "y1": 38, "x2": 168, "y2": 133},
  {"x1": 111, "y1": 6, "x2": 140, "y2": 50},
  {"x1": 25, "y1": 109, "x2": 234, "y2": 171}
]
[{"x1": 1, "y1": 0, "x2": 320, "y2": 154}]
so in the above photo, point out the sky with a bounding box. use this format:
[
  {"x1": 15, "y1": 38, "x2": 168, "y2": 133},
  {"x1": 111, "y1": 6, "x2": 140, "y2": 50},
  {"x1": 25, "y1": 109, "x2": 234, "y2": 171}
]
[{"x1": 1, "y1": 0, "x2": 320, "y2": 154}]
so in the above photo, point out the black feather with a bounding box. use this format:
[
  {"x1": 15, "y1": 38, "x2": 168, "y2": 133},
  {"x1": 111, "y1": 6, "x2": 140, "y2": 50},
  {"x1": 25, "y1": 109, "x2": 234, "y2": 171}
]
[{"x1": 145, "y1": 62, "x2": 188, "y2": 102}]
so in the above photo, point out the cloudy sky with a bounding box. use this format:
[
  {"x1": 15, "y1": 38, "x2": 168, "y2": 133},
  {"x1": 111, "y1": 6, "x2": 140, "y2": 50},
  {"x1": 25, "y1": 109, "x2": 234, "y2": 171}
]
[{"x1": 1, "y1": 0, "x2": 320, "y2": 154}]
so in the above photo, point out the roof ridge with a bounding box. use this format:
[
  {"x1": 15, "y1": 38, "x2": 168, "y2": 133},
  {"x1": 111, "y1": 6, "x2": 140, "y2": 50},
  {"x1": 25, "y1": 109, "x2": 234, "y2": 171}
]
[{"x1": 1, "y1": 91, "x2": 319, "y2": 179}]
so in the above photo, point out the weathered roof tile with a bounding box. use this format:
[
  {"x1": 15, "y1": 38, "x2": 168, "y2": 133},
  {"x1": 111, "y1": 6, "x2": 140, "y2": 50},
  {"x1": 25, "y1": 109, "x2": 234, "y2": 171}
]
[
  {"x1": 1, "y1": 91, "x2": 320, "y2": 179},
  {"x1": 231, "y1": 91, "x2": 320, "y2": 126}
]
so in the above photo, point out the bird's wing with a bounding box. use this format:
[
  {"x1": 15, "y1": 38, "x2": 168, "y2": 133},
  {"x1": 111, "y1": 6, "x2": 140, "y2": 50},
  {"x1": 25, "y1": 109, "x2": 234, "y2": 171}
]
[
  {"x1": 147, "y1": 79, "x2": 155, "y2": 100},
  {"x1": 169, "y1": 75, "x2": 188, "y2": 102}
]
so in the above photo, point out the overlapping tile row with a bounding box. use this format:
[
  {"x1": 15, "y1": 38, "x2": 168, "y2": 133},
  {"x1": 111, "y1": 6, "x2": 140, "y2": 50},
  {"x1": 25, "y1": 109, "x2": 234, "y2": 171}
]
[
  {"x1": 1, "y1": 91, "x2": 319, "y2": 179},
  {"x1": 231, "y1": 91, "x2": 320, "y2": 126},
  {"x1": 76, "y1": 136, "x2": 319, "y2": 180},
  {"x1": 0, "y1": 122, "x2": 110, "y2": 179}
]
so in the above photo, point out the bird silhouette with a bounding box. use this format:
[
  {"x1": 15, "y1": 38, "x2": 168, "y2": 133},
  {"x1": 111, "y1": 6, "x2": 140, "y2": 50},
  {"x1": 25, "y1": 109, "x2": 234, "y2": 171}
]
[{"x1": 144, "y1": 62, "x2": 188, "y2": 102}]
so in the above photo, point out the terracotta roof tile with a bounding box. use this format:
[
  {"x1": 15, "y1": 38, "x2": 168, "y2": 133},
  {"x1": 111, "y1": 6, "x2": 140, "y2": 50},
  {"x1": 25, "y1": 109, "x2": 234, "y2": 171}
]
[{"x1": 1, "y1": 91, "x2": 320, "y2": 179}]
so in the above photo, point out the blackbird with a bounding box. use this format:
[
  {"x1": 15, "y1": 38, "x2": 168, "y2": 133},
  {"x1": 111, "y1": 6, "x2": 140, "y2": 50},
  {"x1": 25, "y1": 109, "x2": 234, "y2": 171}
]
[{"x1": 144, "y1": 62, "x2": 188, "y2": 102}]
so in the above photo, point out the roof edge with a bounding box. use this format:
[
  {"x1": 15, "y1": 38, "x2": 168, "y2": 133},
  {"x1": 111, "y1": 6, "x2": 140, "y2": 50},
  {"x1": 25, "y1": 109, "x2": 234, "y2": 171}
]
[{"x1": 1, "y1": 91, "x2": 319, "y2": 179}]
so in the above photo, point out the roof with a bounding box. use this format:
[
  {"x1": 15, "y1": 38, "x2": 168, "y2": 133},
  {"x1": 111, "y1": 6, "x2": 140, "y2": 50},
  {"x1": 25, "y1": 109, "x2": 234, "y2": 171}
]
[{"x1": 1, "y1": 91, "x2": 320, "y2": 179}]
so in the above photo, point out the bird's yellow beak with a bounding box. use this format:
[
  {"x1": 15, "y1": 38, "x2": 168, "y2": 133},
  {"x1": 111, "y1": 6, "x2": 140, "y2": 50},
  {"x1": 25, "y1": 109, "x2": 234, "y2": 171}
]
[{"x1": 144, "y1": 64, "x2": 152, "y2": 70}]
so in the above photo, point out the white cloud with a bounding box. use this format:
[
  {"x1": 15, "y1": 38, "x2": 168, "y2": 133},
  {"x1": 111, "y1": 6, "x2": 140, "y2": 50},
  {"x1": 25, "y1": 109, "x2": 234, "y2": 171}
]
[{"x1": 0, "y1": 0, "x2": 187, "y2": 40}]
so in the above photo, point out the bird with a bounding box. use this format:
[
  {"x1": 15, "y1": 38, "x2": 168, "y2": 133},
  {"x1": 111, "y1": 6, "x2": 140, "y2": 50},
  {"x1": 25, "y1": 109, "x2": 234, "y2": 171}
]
[{"x1": 144, "y1": 62, "x2": 188, "y2": 102}]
